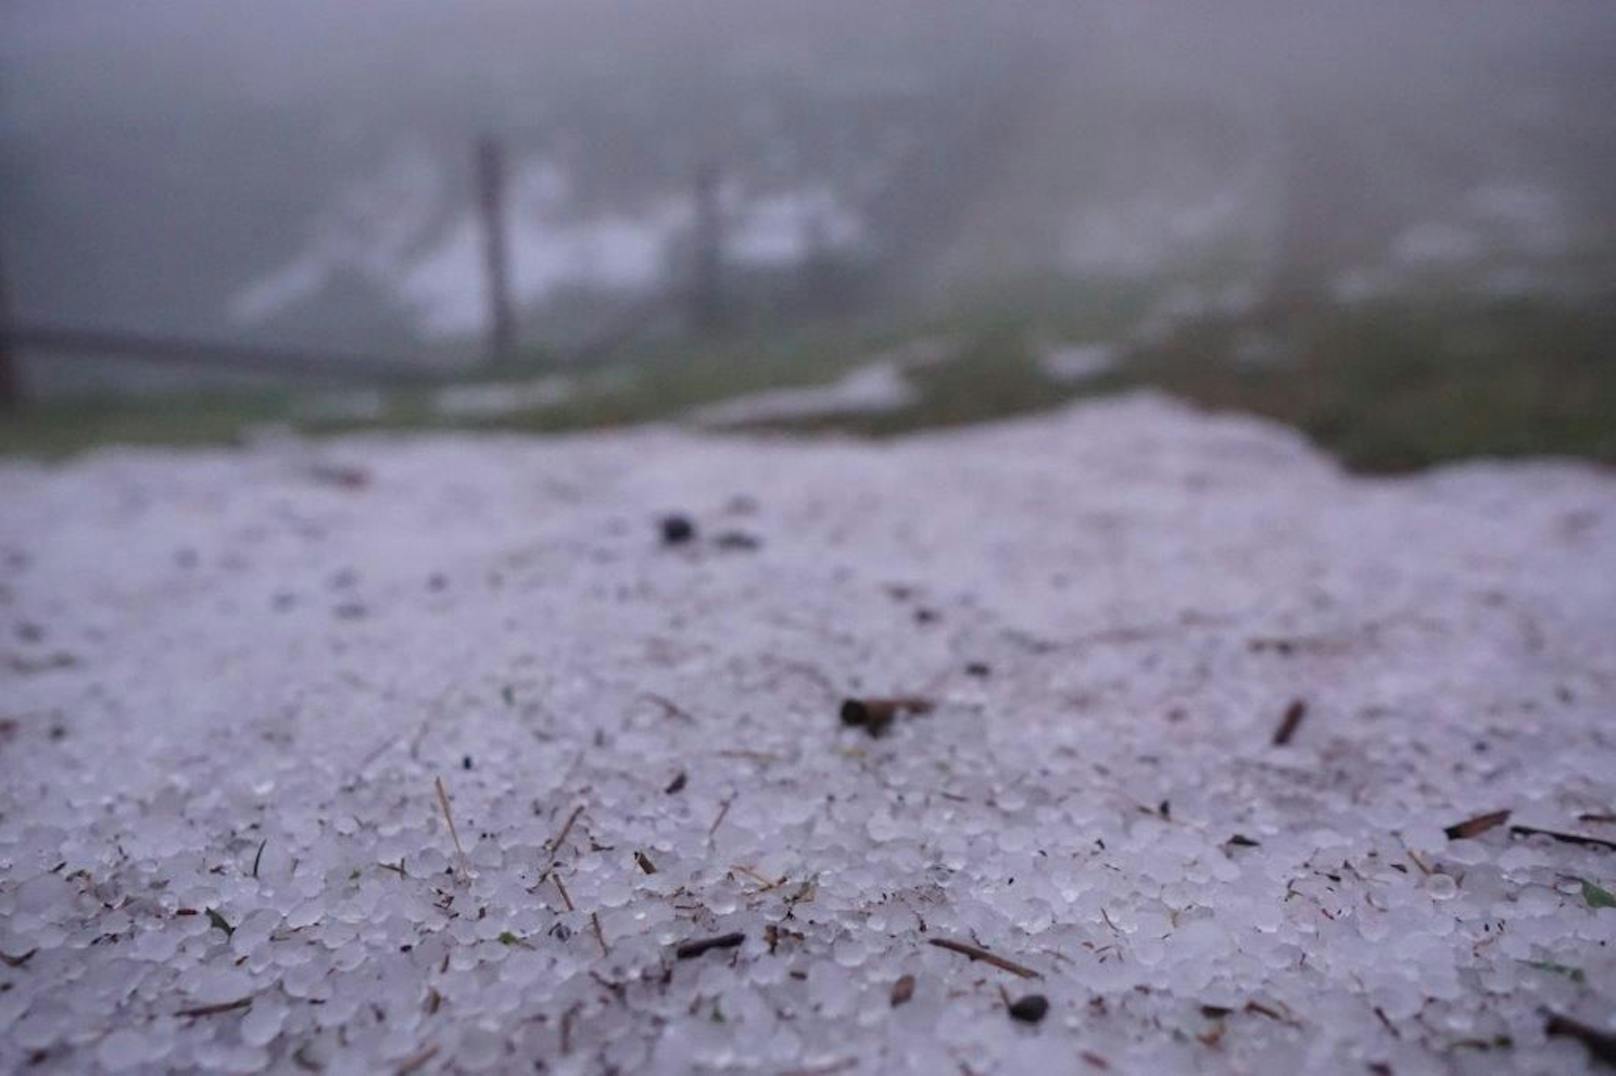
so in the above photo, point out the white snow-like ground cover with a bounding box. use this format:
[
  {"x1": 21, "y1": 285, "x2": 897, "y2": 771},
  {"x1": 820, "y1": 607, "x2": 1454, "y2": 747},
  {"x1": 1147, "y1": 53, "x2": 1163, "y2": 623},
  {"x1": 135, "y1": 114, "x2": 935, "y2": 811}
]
[
  {"x1": 1039, "y1": 344, "x2": 1119, "y2": 385},
  {"x1": 434, "y1": 378, "x2": 576, "y2": 421},
  {"x1": 689, "y1": 338, "x2": 958, "y2": 429},
  {"x1": 687, "y1": 362, "x2": 916, "y2": 428},
  {"x1": 1, "y1": 394, "x2": 1614, "y2": 1074}
]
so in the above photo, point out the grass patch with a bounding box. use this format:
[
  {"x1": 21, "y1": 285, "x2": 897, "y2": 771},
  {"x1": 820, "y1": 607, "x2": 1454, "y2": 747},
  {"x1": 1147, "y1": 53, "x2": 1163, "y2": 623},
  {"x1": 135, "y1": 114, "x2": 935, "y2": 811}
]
[
  {"x1": 3, "y1": 285, "x2": 1611, "y2": 475},
  {"x1": 0, "y1": 390, "x2": 298, "y2": 459},
  {"x1": 1126, "y1": 294, "x2": 1616, "y2": 471}
]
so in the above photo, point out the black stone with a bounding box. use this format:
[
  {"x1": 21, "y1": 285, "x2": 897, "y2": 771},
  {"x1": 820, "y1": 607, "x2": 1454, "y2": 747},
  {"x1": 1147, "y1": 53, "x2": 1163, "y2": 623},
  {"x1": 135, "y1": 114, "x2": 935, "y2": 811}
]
[
  {"x1": 660, "y1": 515, "x2": 696, "y2": 545},
  {"x1": 1008, "y1": 994, "x2": 1049, "y2": 1023}
]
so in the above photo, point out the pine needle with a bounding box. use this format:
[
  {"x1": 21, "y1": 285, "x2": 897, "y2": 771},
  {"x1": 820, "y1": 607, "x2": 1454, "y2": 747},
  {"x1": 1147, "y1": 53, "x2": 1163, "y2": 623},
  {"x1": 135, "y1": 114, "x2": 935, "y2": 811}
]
[{"x1": 434, "y1": 776, "x2": 469, "y2": 877}]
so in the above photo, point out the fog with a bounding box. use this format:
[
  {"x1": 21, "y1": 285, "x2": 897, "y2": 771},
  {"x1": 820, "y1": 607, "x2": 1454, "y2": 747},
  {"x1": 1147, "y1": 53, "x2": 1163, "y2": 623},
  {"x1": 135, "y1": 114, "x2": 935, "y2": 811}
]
[{"x1": 2, "y1": 0, "x2": 1614, "y2": 384}]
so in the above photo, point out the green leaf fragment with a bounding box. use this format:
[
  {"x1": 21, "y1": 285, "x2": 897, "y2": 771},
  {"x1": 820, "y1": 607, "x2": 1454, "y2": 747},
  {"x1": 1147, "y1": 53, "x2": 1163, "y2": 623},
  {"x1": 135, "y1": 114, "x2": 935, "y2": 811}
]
[
  {"x1": 1523, "y1": 960, "x2": 1585, "y2": 984},
  {"x1": 205, "y1": 908, "x2": 235, "y2": 937},
  {"x1": 1583, "y1": 880, "x2": 1616, "y2": 909}
]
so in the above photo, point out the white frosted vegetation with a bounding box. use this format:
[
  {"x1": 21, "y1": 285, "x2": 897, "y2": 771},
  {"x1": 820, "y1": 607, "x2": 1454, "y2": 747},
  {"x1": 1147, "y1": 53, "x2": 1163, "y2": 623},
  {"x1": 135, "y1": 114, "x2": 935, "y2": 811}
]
[
  {"x1": 434, "y1": 378, "x2": 576, "y2": 421},
  {"x1": 229, "y1": 147, "x2": 872, "y2": 340},
  {"x1": 688, "y1": 361, "x2": 916, "y2": 427},
  {"x1": 1, "y1": 394, "x2": 1613, "y2": 1073},
  {"x1": 1039, "y1": 343, "x2": 1118, "y2": 385}
]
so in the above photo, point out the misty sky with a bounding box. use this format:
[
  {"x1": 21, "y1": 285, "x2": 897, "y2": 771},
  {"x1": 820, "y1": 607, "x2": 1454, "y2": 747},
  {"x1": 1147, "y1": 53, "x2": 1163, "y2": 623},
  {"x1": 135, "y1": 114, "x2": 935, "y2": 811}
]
[{"x1": 3, "y1": 0, "x2": 1613, "y2": 357}]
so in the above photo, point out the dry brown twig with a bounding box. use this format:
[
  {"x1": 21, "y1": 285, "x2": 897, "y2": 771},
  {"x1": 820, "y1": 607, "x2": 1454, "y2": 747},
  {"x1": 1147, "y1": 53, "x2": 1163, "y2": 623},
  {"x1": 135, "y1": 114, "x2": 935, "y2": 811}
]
[
  {"x1": 552, "y1": 873, "x2": 575, "y2": 913},
  {"x1": 927, "y1": 937, "x2": 1042, "y2": 979},
  {"x1": 1272, "y1": 699, "x2": 1307, "y2": 746},
  {"x1": 546, "y1": 804, "x2": 586, "y2": 855},
  {"x1": 1444, "y1": 809, "x2": 1511, "y2": 840},
  {"x1": 434, "y1": 776, "x2": 470, "y2": 878}
]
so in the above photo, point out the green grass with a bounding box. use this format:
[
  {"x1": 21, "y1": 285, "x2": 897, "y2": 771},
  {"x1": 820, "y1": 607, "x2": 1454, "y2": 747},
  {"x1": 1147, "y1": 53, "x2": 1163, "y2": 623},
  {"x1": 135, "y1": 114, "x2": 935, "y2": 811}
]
[
  {"x1": 676, "y1": 289, "x2": 1616, "y2": 471},
  {"x1": 0, "y1": 390, "x2": 299, "y2": 459},
  {"x1": 1124, "y1": 295, "x2": 1616, "y2": 471},
  {"x1": 3, "y1": 286, "x2": 1612, "y2": 474}
]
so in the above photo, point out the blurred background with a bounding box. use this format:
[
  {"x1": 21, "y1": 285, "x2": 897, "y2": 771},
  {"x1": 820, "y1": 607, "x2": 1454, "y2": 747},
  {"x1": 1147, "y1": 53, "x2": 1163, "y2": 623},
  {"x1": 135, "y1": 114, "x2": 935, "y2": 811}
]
[{"x1": 1, "y1": 0, "x2": 1612, "y2": 467}]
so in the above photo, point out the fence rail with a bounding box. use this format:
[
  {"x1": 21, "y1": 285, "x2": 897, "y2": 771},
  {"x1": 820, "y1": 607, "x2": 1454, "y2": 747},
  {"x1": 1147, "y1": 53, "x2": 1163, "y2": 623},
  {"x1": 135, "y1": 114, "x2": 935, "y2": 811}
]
[{"x1": 1, "y1": 323, "x2": 447, "y2": 385}]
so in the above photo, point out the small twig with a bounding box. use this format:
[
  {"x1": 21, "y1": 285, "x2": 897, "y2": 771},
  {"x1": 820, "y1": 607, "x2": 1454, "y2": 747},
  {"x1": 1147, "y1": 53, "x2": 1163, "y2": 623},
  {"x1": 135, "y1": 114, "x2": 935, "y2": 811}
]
[
  {"x1": 642, "y1": 692, "x2": 695, "y2": 722},
  {"x1": 1444, "y1": 809, "x2": 1511, "y2": 840},
  {"x1": 547, "y1": 804, "x2": 586, "y2": 855},
  {"x1": 676, "y1": 932, "x2": 745, "y2": 959},
  {"x1": 176, "y1": 996, "x2": 252, "y2": 1018},
  {"x1": 1511, "y1": 824, "x2": 1616, "y2": 852},
  {"x1": 1272, "y1": 699, "x2": 1307, "y2": 746},
  {"x1": 927, "y1": 937, "x2": 1042, "y2": 979},
  {"x1": 358, "y1": 734, "x2": 400, "y2": 770},
  {"x1": 732, "y1": 864, "x2": 785, "y2": 891},
  {"x1": 396, "y1": 1043, "x2": 441, "y2": 1075},
  {"x1": 434, "y1": 776, "x2": 468, "y2": 875},
  {"x1": 634, "y1": 850, "x2": 658, "y2": 875},
  {"x1": 1245, "y1": 1000, "x2": 1300, "y2": 1026},
  {"x1": 0, "y1": 948, "x2": 38, "y2": 968},
  {"x1": 708, "y1": 796, "x2": 734, "y2": 840},
  {"x1": 590, "y1": 912, "x2": 609, "y2": 957},
  {"x1": 251, "y1": 839, "x2": 267, "y2": 879},
  {"x1": 553, "y1": 873, "x2": 575, "y2": 913}
]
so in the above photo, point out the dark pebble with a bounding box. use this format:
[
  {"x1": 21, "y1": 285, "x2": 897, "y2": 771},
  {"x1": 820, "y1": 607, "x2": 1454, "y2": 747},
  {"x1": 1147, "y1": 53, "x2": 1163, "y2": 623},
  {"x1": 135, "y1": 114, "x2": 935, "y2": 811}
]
[
  {"x1": 839, "y1": 699, "x2": 871, "y2": 727},
  {"x1": 660, "y1": 515, "x2": 697, "y2": 545},
  {"x1": 839, "y1": 697, "x2": 903, "y2": 737},
  {"x1": 675, "y1": 932, "x2": 744, "y2": 959},
  {"x1": 1009, "y1": 994, "x2": 1049, "y2": 1023},
  {"x1": 891, "y1": 974, "x2": 915, "y2": 1007}
]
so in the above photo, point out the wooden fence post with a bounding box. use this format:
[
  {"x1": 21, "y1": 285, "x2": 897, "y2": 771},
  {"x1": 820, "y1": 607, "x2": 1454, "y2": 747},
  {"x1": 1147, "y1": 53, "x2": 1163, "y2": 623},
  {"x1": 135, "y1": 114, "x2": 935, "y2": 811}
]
[
  {"x1": 689, "y1": 160, "x2": 724, "y2": 333},
  {"x1": 476, "y1": 135, "x2": 516, "y2": 360},
  {"x1": 0, "y1": 243, "x2": 19, "y2": 409}
]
